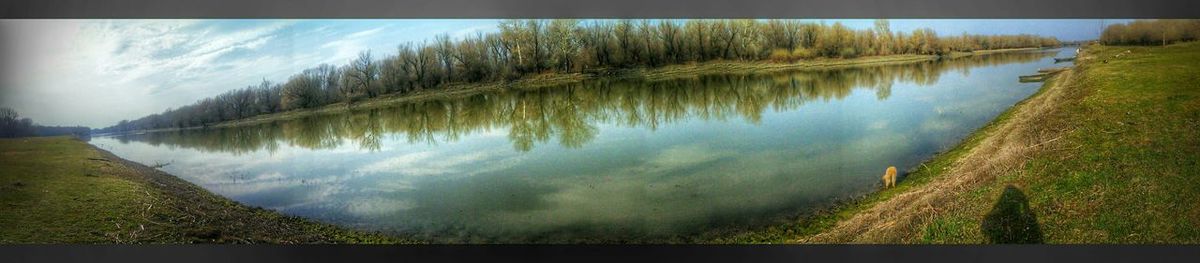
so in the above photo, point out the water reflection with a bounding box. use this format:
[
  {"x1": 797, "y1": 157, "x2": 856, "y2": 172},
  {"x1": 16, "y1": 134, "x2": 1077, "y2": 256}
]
[
  {"x1": 95, "y1": 49, "x2": 1061, "y2": 243},
  {"x1": 114, "y1": 50, "x2": 1052, "y2": 154}
]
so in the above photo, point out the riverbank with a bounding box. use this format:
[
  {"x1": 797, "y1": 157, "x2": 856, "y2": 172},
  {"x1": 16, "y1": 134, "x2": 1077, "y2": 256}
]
[
  {"x1": 207, "y1": 54, "x2": 946, "y2": 129},
  {"x1": 122, "y1": 48, "x2": 1059, "y2": 133},
  {"x1": 164, "y1": 53, "x2": 997, "y2": 130},
  {"x1": 0, "y1": 136, "x2": 415, "y2": 244},
  {"x1": 715, "y1": 42, "x2": 1200, "y2": 243}
]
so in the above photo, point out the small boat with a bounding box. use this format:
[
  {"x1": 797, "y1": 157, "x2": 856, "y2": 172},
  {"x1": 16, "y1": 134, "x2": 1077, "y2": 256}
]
[
  {"x1": 1019, "y1": 74, "x2": 1049, "y2": 83},
  {"x1": 1019, "y1": 69, "x2": 1066, "y2": 82},
  {"x1": 1017, "y1": 64, "x2": 1075, "y2": 82},
  {"x1": 1053, "y1": 57, "x2": 1076, "y2": 63}
]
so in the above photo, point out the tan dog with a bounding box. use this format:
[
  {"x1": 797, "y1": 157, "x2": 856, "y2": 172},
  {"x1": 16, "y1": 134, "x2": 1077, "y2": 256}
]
[{"x1": 882, "y1": 166, "x2": 898, "y2": 188}]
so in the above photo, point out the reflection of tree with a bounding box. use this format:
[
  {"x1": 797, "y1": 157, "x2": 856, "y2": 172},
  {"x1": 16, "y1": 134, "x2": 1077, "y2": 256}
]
[
  {"x1": 283, "y1": 113, "x2": 343, "y2": 150},
  {"x1": 875, "y1": 81, "x2": 894, "y2": 101},
  {"x1": 116, "y1": 50, "x2": 1053, "y2": 154},
  {"x1": 551, "y1": 88, "x2": 598, "y2": 149},
  {"x1": 345, "y1": 110, "x2": 384, "y2": 151}
]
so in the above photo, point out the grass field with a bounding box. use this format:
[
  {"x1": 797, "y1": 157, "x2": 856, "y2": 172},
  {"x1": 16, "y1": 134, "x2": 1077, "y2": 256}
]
[
  {"x1": 961, "y1": 42, "x2": 1200, "y2": 243},
  {"x1": 904, "y1": 41, "x2": 1200, "y2": 243},
  {"x1": 0, "y1": 137, "x2": 413, "y2": 244},
  {"x1": 715, "y1": 42, "x2": 1200, "y2": 244}
]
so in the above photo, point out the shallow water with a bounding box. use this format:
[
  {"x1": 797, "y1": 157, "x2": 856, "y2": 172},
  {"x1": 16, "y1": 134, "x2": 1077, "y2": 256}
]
[{"x1": 91, "y1": 49, "x2": 1070, "y2": 242}]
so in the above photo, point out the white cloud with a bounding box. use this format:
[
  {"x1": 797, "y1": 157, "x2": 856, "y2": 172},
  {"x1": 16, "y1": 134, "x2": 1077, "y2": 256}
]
[
  {"x1": 0, "y1": 19, "x2": 298, "y2": 126},
  {"x1": 0, "y1": 19, "x2": 501, "y2": 127},
  {"x1": 345, "y1": 197, "x2": 416, "y2": 216},
  {"x1": 354, "y1": 147, "x2": 522, "y2": 177},
  {"x1": 356, "y1": 151, "x2": 439, "y2": 175},
  {"x1": 319, "y1": 26, "x2": 391, "y2": 66}
]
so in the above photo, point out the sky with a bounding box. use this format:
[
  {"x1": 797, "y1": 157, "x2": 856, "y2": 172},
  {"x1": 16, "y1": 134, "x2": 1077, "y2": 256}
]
[{"x1": 0, "y1": 19, "x2": 1129, "y2": 128}]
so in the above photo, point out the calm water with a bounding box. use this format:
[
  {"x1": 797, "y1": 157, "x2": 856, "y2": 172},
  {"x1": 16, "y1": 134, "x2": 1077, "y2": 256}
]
[{"x1": 92, "y1": 49, "x2": 1068, "y2": 242}]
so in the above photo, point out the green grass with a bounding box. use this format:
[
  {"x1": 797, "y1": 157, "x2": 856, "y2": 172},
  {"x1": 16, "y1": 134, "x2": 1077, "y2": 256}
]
[
  {"x1": 711, "y1": 42, "x2": 1200, "y2": 244},
  {"x1": 0, "y1": 137, "x2": 158, "y2": 243},
  {"x1": 988, "y1": 42, "x2": 1200, "y2": 243},
  {"x1": 907, "y1": 42, "x2": 1200, "y2": 243},
  {"x1": 0, "y1": 136, "x2": 414, "y2": 244}
]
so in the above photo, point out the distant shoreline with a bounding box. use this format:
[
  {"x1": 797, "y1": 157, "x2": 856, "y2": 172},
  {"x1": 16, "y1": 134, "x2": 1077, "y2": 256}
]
[{"x1": 123, "y1": 47, "x2": 1046, "y2": 133}]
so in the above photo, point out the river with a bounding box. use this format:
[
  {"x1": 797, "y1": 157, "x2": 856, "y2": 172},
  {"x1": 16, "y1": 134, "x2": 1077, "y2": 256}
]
[{"x1": 91, "y1": 49, "x2": 1069, "y2": 243}]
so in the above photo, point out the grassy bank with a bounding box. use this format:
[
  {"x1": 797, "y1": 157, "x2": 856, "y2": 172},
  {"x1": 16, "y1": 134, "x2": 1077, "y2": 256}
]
[
  {"x1": 716, "y1": 42, "x2": 1200, "y2": 244},
  {"x1": 202, "y1": 54, "x2": 944, "y2": 129},
  {"x1": 0, "y1": 136, "x2": 415, "y2": 244},
  {"x1": 932, "y1": 42, "x2": 1200, "y2": 243}
]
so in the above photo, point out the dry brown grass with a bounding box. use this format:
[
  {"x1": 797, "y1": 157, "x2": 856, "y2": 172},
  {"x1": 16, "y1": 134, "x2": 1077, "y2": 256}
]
[{"x1": 798, "y1": 67, "x2": 1081, "y2": 243}]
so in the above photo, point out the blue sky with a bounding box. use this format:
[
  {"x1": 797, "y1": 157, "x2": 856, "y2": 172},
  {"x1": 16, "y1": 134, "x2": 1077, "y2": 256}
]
[{"x1": 0, "y1": 19, "x2": 1128, "y2": 127}]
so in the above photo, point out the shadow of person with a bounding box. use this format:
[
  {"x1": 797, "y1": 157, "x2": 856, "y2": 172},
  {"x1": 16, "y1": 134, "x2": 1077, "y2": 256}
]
[{"x1": 981, "y1": 185, "x2": 1044, "y2": 244}]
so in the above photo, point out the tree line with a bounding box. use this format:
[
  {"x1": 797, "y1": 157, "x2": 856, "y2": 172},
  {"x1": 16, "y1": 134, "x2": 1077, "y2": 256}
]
[
  {"x1": 99, "y1": 19, "x2": 1061, "y2": 133},
  {"x1": 1101, "y1": 19, "x2": 1200, "y2": 46},
  {"x1": 113, "y1": 49, "x2": 1053, "y2": 153},
  {"x1": 0, "y1": 107, "x2": 90, "y2": 138}
]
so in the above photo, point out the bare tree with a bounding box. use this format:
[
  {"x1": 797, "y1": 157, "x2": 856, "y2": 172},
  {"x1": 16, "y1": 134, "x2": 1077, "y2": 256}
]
[
  {"x1": 349, "y1": 51, "x2": 380, "y2": 98},
  {"x1": 434, "y1": 34, "x2": 457, "y2": 82}
]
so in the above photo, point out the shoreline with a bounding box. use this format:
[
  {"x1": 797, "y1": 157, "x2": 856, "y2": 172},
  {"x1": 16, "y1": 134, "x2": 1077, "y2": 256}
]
[
  {"x1": 0, "y1": 136, "x2": 415, "y2": 244},
  {"x1": 88, "y1": 143, "x2": 414, "y2": 243},
  {"x1": 211, "y1": 55, "x2": 938, "y2": 129},
  {"x1": 724, "y1": 42, "x2": 1200, "y2": 244},
  {"x1": 128, "y1": 47, "x2": 1048, "y2": 133},
  {"x1": 708, "y1": 48, "x2": 1078, "y2": 244},
  {"x1": 803, "y1": 67, "x2": 1078, "y2": 243}
]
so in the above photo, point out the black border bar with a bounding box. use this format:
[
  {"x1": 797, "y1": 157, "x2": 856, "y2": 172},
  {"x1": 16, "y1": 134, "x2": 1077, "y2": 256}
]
[
  {"x1": 1, "y1": 0, "x2": 1198, "y2": 19},
  {"x1": 3, "y1": 0, "x2": 1200, "y2": 263}
]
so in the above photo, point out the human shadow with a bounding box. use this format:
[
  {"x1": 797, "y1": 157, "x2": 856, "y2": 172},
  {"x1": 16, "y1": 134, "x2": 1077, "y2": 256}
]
[{"x1": 981, "y1": 185, "x2": 1044, "y2": 244}]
